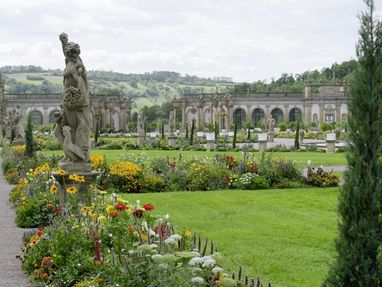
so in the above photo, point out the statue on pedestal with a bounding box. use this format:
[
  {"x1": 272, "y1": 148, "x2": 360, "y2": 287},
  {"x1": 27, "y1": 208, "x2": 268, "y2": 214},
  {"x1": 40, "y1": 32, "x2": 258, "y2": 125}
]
[
  {"x1": 54, "y1": 32, "x2": 91, "y2": 164},
  {"x1": 137, "y1": 113, "x2": 144, "y2": 136},
  {"x1": 3, "y1": 105, "x2": 24, "y2": 142}
]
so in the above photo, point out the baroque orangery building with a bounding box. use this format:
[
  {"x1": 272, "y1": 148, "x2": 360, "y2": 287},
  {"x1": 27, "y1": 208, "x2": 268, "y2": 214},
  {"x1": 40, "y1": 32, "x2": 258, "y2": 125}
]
[{"x1": 173, "y1": 81, "x2": 349, "y2": 131}]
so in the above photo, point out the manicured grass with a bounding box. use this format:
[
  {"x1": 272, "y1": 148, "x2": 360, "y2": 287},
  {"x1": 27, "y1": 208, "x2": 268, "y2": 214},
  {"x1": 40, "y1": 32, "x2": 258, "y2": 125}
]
[
  {"x1": 124, "y1": 188, "x2": 339, "y2": 287},
  {"x1": 42, "y1": 149, "x2": 347, "y2": 168}
]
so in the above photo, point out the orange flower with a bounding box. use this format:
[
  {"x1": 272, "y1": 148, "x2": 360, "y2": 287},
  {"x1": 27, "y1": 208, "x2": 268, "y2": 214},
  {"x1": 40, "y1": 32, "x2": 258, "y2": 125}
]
[{"x1": 109, "y1": 211, "x2": 118, "y2": 218}]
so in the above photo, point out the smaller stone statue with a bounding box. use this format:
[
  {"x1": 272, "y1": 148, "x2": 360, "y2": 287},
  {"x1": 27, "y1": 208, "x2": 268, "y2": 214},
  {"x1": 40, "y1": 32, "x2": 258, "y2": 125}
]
[
  {"x1": 266, "y1": 117, "x2": 275, "y2": 132},
  {"x1": 169, "y1": 111, "x2": 175, "y2": 135},
  {"x1": 137, "y1": 113, "x2": 144, "y2": 136},
  {"x1": 3, "y1": 106, "x2": 25, "y2": 142},
  {"x1": 156, "y1": 117, "x2": 162, "y2": 133}
]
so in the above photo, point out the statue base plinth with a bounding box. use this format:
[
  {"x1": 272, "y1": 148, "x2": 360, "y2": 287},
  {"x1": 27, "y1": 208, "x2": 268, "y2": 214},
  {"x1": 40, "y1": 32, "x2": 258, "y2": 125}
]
[
  {"x1": 138, "y1": 135, "x2": 145, "y2": 146},
  {"x1": 58, "y1": 162, "x2": 92, "y2": 173},
  {"x1": 267, "y1": 132, "x2": 274, "y2": 143},
  {"x1": 168, "y1": 136, "x2": 177, "y2": 147},
  {"x1": 53, "y1": 168, "x2": 98, "y2": 207},
  {"x1": 206, "y1": 140, "x2": 215, "y2": 151},
  {"x1": 10, "y1": 140, "x2": 26, "y2": 146},
  {"x1": 326, "y1": 141, "x2": 336, "y2": 153},
  {"x1": 258, "y1": 141, "x2": 267, "y2": 152}
]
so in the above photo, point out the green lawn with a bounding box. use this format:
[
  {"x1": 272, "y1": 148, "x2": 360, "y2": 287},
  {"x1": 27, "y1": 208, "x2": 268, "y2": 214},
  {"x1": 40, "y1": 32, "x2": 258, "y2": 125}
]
[
  {"x1": 42, "y1": 149, "x2": 347, "y2": 168},
  {"x1": 123, "y1": 188, "x2": 339, "y2": 287}
]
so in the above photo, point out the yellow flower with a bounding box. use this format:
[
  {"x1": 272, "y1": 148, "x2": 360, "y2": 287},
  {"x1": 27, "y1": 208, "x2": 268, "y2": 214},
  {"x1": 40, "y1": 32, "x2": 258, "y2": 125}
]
[
  {"x1": 109, "y1": 160, "x2": 142, "y2": 179},
  {"x1": 184, "y1": 230, "x2": 192, "y2": 238},
  {"x1": 55, "y1": 169, "x2": 66, "y2": 175},
  {"x1": 98, "y1": 215, "x2": 106, "y2": 222},
  {"x1": 105, "y1": 204, "x2": 115, "y2": 214},
  {"x1": 91, "y1": 155, "x2": 107, "y2": 170},
  {"x1": 50, "y1": 184, "x2": 58, "y2": 194},
  {"x1": 117, "y1": 197, "x2": 129, "y2": 205},
  {"x1": 66, "y1": 186, "x2": 78, "y2": 195},
  {"x1": 69, "y1": 174, "x2": 85, "y2": 183}
]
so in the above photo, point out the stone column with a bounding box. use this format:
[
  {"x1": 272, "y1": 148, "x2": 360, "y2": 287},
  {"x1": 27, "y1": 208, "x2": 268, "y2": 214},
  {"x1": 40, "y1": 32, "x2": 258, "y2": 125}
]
[
  {"x1": 335, "y1": 102, "x2": 341, "y2": 123},
  {"x1": 304, "y1": 101, "x2": 312, "y2": 123},
  {"x1": 319, "y1": 103, "x2": 325, "y2": 122},
  {"x1": 283, "y1": 104, "x2": 289, "y2": 123},
  {"x1": 246, "y1": 105, "x2": 251, "y2": 125},
  {"x1": 265, "y1": 105, "x2": 271, "y2": 121},
  {"x1": 43, "y1": 107, "x2": 49, "y2": 125},
  {"x1": 120, "y1": 106, "x2": 127, "y2": 132}
]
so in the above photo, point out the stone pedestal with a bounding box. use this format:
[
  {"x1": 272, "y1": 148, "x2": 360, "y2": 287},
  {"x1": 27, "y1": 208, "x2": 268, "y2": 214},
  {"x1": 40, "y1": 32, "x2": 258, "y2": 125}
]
[
  {"x1": 53, "y1": 163, "x2": 98, "y2": 207},
  {"x1": 258, "y1": 141, "x2": 267, "y2": 152},
  {"x1": 168, "y1": 136, "x2": 177, "y2": 147},
  {"x1": 326, "y1": 132, "x2": 336, "y2": 153},
  {"x1": 138, "y1": 135, "x2": 145, "y2": 146},
  {"x1": 206, "y1": 140, "x2": 215, "y2": 151},
  {"x1": 326, "y1": 141, "x2": 336, "y2": 153},
  {"x1": 267, "y1": 132, "x2": 274, "y2": 143}
]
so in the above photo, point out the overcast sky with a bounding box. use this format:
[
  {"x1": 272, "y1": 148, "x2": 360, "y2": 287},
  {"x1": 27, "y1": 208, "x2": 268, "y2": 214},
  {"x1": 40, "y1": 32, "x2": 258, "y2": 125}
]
[{"x1": 0, "y1": 0, "x2": 378, "y2": 82}]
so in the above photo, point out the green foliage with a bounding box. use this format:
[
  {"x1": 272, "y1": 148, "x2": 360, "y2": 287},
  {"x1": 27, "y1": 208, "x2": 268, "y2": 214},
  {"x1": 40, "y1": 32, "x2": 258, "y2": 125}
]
[
  {"x1": 25, "y1": 114, "x2": 34, "y2": 157},
  {"x1": 294, "y1": 121, "x2": 300, "y2": 149},
  {"x1": 94, "y1": 113, "x2": 100, "y2": 145},
  {"x1": 233, "y1": 122, "x2": 238, "y2": 149},
  {"x1": 189, "y1": 119, "x2": 195, "y2": 146},
  {"x1": 305, "y1": 167, "x2": 339, "y2": 188},
  {"x1": 325, "y1": 1, "x2": 382, "y2": 285}
]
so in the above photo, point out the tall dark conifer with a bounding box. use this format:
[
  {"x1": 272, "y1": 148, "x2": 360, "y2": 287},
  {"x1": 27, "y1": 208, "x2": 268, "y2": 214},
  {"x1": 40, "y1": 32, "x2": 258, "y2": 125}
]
[
  {"x1": 25, "y1": 114, "x2": 34, "y2": 157},
  {"x1": 325, "y1": 1, "x2": 382, "y2": 285}
]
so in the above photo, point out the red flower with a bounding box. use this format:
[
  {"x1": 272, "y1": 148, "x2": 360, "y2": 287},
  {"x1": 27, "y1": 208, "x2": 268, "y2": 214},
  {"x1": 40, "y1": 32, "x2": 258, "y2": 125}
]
[
  {"x1": 114, "y1": 203, "x2": 127, "y2": 211},
  {"x1": 53, "y1": 207, "x2": 61, "y2": 215},
  {"x1": 128, "y1": 225, "x2": 135, "y2": 232},
  {"x1": 108, "y1": 211, "x2": 119, "y2": 218},
  {"x1": 143, "y1": 203, "x2": 154, "y2": 211},
  {"x1": 133, "y1": 209, "x2": 143, "y2": 218},
  {"x1": 222, "y1": 177, "x2": 230, "y2": 184},
  {"x1": 153, "y1": 223, "x2": 170, "y2": 239},
  {"x1": 36, "y1": 230, "x2": 44, "y2": 237}
]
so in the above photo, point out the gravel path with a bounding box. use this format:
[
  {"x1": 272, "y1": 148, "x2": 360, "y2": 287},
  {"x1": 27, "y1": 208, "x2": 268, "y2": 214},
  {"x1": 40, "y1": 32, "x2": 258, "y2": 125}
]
[{"x1": 0, "y1": 163, "x2": 31, "y2": 286}]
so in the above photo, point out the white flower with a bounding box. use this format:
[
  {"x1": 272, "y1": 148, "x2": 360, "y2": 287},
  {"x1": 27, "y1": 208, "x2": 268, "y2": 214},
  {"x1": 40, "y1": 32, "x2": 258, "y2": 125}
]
[
  {"x1": 108, "y1": 233, "x2": 113, "y2": 237},
  {"x1": 149, "y1": 244, "x2": 158, "y2": 249},
  {"x1": 212, "y1": 267, "x2": 224, "y2": 274},
  {"x1": 202, "y1": 258, "x2": 216, "y2": 268},
  {"x1": 189, "y1": 257, "x2": 204, "y2": 266},
  {"x1": 191, "y1": 277, "x2": 205, "y2": 284},
  {"x1": 164, "y1": 214, "x2": 170, "y2": 219},
  {"x1": 170, "y1": 234, "x2": 182, "y2": 241},
  {"x1": 151, "y1": 254, "x2": 163, "y2": 262},
  {"x1": 164, "y1": 238, "x2": 177, "y2": 245},
  {"x1": 136, "y1": 200, "x2": 140, "y2": 208},
  {"x1": 307, "y1": 160, "x2": 312, "y2": 167}
]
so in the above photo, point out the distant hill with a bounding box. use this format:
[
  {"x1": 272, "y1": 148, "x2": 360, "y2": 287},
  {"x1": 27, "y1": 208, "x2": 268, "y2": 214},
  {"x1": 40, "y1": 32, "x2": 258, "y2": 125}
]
[
  {"x1": 0, "y1": 60, "x2": 358, "y2": 109},
  {"x1": 0, "y1": 66, "x2": 235, "y2": 109}
]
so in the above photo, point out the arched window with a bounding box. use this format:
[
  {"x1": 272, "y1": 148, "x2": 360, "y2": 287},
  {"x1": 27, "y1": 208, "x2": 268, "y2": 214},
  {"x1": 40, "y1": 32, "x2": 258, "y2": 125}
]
[
  {"x1": 341, "y1": 113, "x2": 347, "y2": 122},
  {"x1": 271, "y1": 108, "x2": 283, "y2": 124},
  {"x1": 289, "y1": 108, "x2": 302, "y2": 122},
  {"x1": 49, "y1": 110, "x2": 60, "y2": 124},
  {"x1": 233, "y1": 108, "x2": 246, "y2": 128},
  {"x1": 252, "y1": 108, "x2": 265, "y2": 127},
  {"x1": 29, "y1": 110, "x2": 43, "y2": 125}
]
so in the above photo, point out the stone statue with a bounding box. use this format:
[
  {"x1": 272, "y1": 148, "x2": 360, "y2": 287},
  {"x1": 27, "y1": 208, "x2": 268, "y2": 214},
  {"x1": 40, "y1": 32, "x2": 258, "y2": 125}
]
[
  {"x1": 137, "y1": 113, "x2": 144, "y2": 136},
  {"x1": 266, "y1": 117, "x2": 275, "y2": 132},
  {"x1": 156, "y1": 117, "x2": 161, "y2": 133},
  {"x1": 54, "y1": 32, "x2": 90, "y2": 164},
  {"x1": 12, "y1": 105, "x2": 24, "y2": 142},
  {"x1": 3, "y1": 106, "x2": 24, "y2": 142},
  {"x1": 169, "y1": 111, "x2": 175, "y2": 135}
]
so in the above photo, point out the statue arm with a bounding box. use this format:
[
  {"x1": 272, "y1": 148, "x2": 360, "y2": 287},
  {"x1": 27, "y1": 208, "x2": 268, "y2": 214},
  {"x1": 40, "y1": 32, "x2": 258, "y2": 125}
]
[{"x1": 59, "y1": 33, "x2": 69, "y2": 58}]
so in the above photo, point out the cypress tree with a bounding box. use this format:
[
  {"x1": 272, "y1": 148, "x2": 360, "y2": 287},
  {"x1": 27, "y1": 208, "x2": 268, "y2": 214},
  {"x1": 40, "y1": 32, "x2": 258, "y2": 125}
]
[
  {"x1": 294, "y1": 121, "x2": 300, "y2": 150},
  {"x1": 189, "y1": 119, "x2": 195, "y2": 146},
  {"x1": 214, "y1": 121, "x2": 219, "y2": 142},
  {"x1": 185, "y1": 123, "x2": 189, "y2": 139},
  {"x1": 25, "y1": 114, "x2": 34, "y2": 157},
  {"x1": 325, "y1": 1, "x2": 382, "y2": 285},
  {"x1": 94, "y1": 113, "x2": 100, "y2": 146},
  {"x1": 161, "y1": 122, "x2": 165, "y2": 140},
  {"x1": 232, "y1": 122, "x2": 238, "y2": 149}
]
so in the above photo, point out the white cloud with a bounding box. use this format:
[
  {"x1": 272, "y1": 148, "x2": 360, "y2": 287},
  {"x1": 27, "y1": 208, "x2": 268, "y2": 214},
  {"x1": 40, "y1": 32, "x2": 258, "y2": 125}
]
[{"x1": 0, "y1": 0, "x2": 369, "y2": 81}]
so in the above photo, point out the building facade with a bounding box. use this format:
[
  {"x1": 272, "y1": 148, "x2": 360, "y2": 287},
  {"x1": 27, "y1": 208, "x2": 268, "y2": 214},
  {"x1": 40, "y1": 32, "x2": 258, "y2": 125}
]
[
  {"x1": 0, "y1": 80, "x2": 133, "y2": 132},
  {"x1": 173, "y1": 82, "x2": 349, "y2": 130}
]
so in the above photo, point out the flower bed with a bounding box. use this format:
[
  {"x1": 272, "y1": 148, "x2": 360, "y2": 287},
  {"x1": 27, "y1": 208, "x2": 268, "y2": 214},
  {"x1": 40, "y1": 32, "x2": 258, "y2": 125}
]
[{"x1": 2, "y1": 146, "x2": 272, "y2": 286}]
